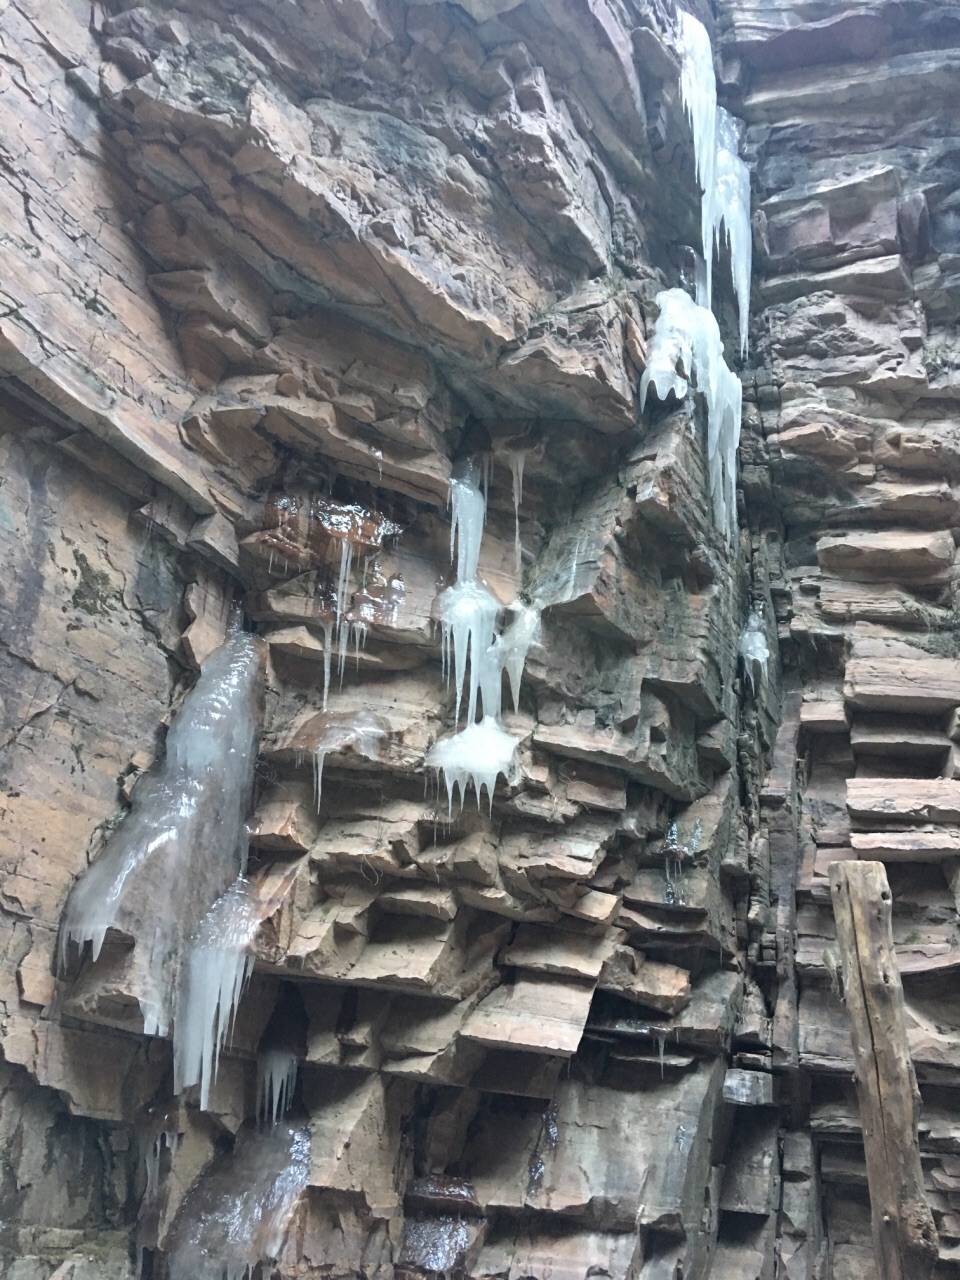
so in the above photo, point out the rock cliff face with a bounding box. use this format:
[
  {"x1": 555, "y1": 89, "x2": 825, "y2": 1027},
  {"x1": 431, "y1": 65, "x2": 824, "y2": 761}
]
[{"x1": 1, "y1": 0, "x2": 959, "y2": 1277}]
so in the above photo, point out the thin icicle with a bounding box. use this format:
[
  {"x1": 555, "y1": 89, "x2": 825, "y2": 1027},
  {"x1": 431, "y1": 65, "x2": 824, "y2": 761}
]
[
  {"x1": 257, "y1": 1050, "x2": 298, "y2": 1127},
  {"x1": 506, "y1": 449, "x2": 526, "y2": 576},
  {"x1": 336, "y1": 539, "x2": 354, "y2": 629},
  {"x1": 173, "y1": 879, "x2": 261, "y2": 1112},
  {"x1": 310, "y1": 710, "x2": 390, "y2": 810},
  {"x1": 321, "y1": 620, "x2": 333, "y2": 711}
]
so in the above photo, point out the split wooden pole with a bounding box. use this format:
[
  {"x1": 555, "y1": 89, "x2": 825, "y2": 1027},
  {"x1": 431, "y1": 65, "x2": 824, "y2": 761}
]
[{"x1": 828, "y1": 860, "x2": 939, "y2": 1280}]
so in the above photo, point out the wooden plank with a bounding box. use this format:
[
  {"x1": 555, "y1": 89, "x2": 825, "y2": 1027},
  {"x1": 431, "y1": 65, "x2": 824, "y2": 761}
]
[{"x1": 828, "y1": 861, "x2": 939, "y2": 1279}]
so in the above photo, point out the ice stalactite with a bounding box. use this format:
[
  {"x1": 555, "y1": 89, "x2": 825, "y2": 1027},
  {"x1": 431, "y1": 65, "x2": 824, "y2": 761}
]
[
  {"x1": 164, "y1": 1122, "x2": 309, "y2": 1280},
  {"x1": 715, "y1": 107, "x2": 753, "y2": 358},
  {"x1": 739, "y1": 610, "x2": 770, "y2": 697},
  {"x1": 676, "y1": 10, "x2": 752, "y2": 353},
  {"x1": 257, "y1": 1050, "x2": 298, "y2": 1127},
  {"x1": 427, "y1": 460, "x2": 541, "y2": 813},
  {"x1": 173, "y1": 878, "x2": 260, "y2": 1112},
  {"x1": 677, "y1": 8, "x2": 717, "y2": 304},
  {"x1": 437, "y1": 579, "x2": 501, "y2": 727},
  {"x1": 500, "y1": 603, "x2": 542, "y2": 713},
  {"x1": 640, "y1": 288, "x2": 742, "y2": 539},
  {"x1": 58, "y1": 628, "x2": 261, "y2": 1038},
  {"x1": 506, "y1": 448, "x2": 526, "y2": 575}
]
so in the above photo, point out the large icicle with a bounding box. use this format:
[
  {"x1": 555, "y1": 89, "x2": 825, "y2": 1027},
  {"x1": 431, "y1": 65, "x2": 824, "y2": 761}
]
[
  {"x1": 715, "y1": 107, "x2": 752, "y2": 358},
  {"x1": 437, "y1": 579, "x2": 501, "y2": 726},
  {"x1": 165, "y1": 1122, "x2": 309, "y2": 1280},
  {"x1": 173, "y1": 878, "x2": 261, "y2": 1111},
  {"x1": 676, "y1": 10, "x2": 751, "y2": 351},
  {"x1": 677, "y1": 8, "x2": 717, "y2": 304},
  {"x1": 58, "y1": 628, "x2": 260, "y2": 1037},
  {"x1": 640, "y1": 288, "x2": 742, "y2": 538}
]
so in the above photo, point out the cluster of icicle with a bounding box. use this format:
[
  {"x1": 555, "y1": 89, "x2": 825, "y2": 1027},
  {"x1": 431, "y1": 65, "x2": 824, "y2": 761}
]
[
  {"x1": 173, "y1": 878, "x2": 262, "y2": 1111},
  {"x1": 676, "y1": 9, "x2": 752, "y2": 357},
  {"x1": 425, "y1": 459, "x2": 540, "y2": 814},
  {"x1": 639, "y1": 288, "x2": 742, "y2": 535},
  {"x1": 58, "y1": 626, "x2": 260, "y2": 1045},
  {"x1": 164, "y1": 1122, "x2": 310, "y2": 1280}
]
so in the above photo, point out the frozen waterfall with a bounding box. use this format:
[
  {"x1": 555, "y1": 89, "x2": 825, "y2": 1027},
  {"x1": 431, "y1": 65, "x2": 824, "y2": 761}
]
[
  {"x1": 58, "y1": 627, "x2": 261, "y2": 1039},
  {"x1": 677, "y1": 9, "x2": 752, "y2": 353}
]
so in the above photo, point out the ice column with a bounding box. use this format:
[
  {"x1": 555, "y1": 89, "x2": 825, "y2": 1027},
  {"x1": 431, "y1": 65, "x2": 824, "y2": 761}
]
[
  {"x1": 640, "y1": 288, "x2": 742, "y2": 538},
  {"x1": 426, "y1": 460, "x2": 540, "y2": 813},
  {"x1": 677, "y1": 10, "x2": 752, "y2": 352},
  {"x1": 58, "y1": 628, "x2": 261, "y2": 1038}
]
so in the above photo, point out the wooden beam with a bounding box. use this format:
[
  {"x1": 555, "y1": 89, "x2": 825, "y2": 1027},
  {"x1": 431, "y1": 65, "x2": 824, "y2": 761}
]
[{"x1": 828, "y1": 861, "x2": 939, "y2": 1280}]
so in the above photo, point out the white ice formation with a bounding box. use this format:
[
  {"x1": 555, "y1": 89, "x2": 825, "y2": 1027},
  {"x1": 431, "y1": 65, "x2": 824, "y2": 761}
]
[
  {"x1": 165, "y1": 1122, "x2": 309, "y2": 1280},
  {"x1": 311, "y1": 709, "x2": 389, "y2": 805},
  {"x1": 58, "y1": 628, "x2": 261, "y2": 1038},
  {"x1": 677, "y1": 9, "x2": 752, "y2": 355},
  {"x1": 426, "y1": 460, "x2": 540, "y2": 813},
  {"x1": 640, "y1": 288, "x2": 742, "y2": 537},
  {"x1": 173, "y1": 878, "x2": 261, "y2": 1111},
  {"x1": 738, "y1": 609, "x2": 770, "y2": 697},
  {"x1": 257, "y1": 1050, "x2": 298, "y2": 1127}
]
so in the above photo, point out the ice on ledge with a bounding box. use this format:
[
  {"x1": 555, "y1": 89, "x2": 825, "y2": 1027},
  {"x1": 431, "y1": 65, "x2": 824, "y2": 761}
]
[
  {"x1": 739, "y1": 610, "x2": 770, "y2": 697},
  {"x1": 640, "y1": 288, "x2": 742, "y2": 538},
  {"x1": 425, "y1": 716, "x2": 520, "y2": 816}
]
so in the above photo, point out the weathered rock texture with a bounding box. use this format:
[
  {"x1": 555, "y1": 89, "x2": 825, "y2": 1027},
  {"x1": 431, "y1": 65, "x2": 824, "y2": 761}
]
[{"x1": 1, "y1": 0, "x2": 958, "y2": 1278}]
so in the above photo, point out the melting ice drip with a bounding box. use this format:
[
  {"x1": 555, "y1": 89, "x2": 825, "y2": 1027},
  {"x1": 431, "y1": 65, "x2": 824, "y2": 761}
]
[
  {"x1": 164, "y1": 1122, "x2": 309, "y2": 1280},
  {"x1": 640, "y1": 288, "x2": 742, "y2": 537},
  {"x1": 425, "y1": 461, "x2": 540, "y2": 814},
  {"x1": 173, "y1": 879, "x2": 261, "y2": 1112},
  {"x1": 58, "y1": 629, "x2": 261, "y2": 1038},
  {"x1": 676, "y1": 10, "x2": 752, "y2": 355},
  {"x1": 257, "y1": 1050, "x2": 298, "y2": 1127},
  {"x1": 738, "y1": 609, "x2": 769, "y2": 697}
]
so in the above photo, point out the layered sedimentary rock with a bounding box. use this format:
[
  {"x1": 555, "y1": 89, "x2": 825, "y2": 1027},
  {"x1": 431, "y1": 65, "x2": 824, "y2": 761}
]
[{"x1": 0, "y1": 0, "x2": 958, "y2": 1278}]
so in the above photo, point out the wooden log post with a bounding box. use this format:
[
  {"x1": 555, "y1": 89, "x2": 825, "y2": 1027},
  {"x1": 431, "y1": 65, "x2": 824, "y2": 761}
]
[{"x1": 828, "y1": 860, "x2": 939, "y2": 1280}]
